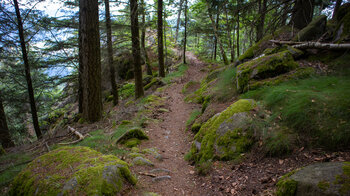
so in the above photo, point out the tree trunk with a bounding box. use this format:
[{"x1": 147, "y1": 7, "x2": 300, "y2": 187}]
[
  {"x1": 157, "y1": 0, "x2": 165, "y2": 77},
  {"x1": 164, "y1": 11, "x2": 168, "y2": 72},
  {"x1": 80, "y1": 0, "x2": 102, "y2": 122},
  {"x1": 332, "y1": 0, "x2": 342, "y2": 20},
  {"x1": 105, "y1": 0, "x2": 118, "y2": 106},
  {"x1": 207, "y1": 4, "x2": 229, "y2": 65},
  {"x1": 175, "y1": 0, "x2": 184, "y2": 43},
  {"x1": 213, "y1": 12, "x2": 219, "y2": 60},
  {"x1": 0, "y1": 93, "x2": 14, "y2": 148},
  {"x1": 256, "y1": 0, "x2": 267, "y2": 42},
  {"x1": 141, "y1": 0, "x2": 152, "y2": 76},
  {"x1": 183, "y1": 0, "x2": 187, "y2": 64},
  {"x1": 224, "y1": 6, "x2": 234, "y2": 62},
  {"x1": 13, "y1": 0, "x2": 42, "y2": 139},
  {"x1": 130, "y1": 0, "x2": 145, "y2": 98},
  {"x1": 281, "y1": 0, "x2": 289, "y2": 26},
  {"x1": 236, "y1": 10, "x2": 240, "y2": 57},
  {"x1": 290, "y1": 0, "x2": 315, "y2": 29}
]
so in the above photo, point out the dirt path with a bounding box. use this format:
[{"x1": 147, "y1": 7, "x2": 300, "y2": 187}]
[{"x1": 128, "y1": 52, "x2": 208, "y2": 195}]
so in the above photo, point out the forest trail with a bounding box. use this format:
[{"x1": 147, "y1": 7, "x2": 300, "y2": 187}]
[{"x1": 128, "y1": 52, "x2": 208, "y2": 195}]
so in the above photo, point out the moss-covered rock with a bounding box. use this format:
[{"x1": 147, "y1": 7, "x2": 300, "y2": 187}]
[
  {"x1": 276, "y1": 162, "x2": 350, "y2": 196},
  {"x1": 236, "y1": 51, "x2": 299, "y2": 93},
  {"x1": 116, "y1": 128, "x2": 149, "y2": 147},
  {"x1": 132, "y1": 157, "x2": 154, "y2": 166},
  {"x1": 293, "y1": 15, "x2": 327, "y2": 41},
  {"x1": 248, "y1": 67, "x2": 315, "y2": 91},
  {"x1": 187, "y1": 99, "x2": 257, "y2": 165},
  {"x1": 238, "y1": 26, "x2": 294, "y2": 62},
  {"x1": 9, "y1": 146, "x2": 136, "y2": 196},
  {"x1": 334, "y1": 3, "x2": 350, "y2": 43},
  {"x1": 144, "y1": 77, "x2": 165, "y2": 90}
]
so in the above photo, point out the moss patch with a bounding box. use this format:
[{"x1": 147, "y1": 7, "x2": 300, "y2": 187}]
[{"x1": 9, "y1": 146, "x2": 136, "y2": 195}]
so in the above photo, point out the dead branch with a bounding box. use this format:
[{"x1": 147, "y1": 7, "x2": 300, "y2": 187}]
[
  {"x1": 58, "y1": 126, "x2": 87, "y2": 145},
  {"x1": 270, "y1": 40, "x2": 350, "y2": 50},
  {"x1": 138, "y1": 172, "x2": 157, "y2": 177}
]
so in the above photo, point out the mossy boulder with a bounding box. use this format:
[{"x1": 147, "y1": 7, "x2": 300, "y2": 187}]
[
  {"x1": 9, "y1": 146, "x2": 136, "y2": 196},
  {"x1": 276, "y1": 162, "x2": 350, "y2": 196},
  {"x1": 116, "y1": 128, "x2": 149, "y2": 147},
  {"x1": 188, "y1": 99, "x2": 257, "y2": 165},
  {"x1": 293, "y1": 15, "x2": 327, "y2": 42},
  {"x1": 238, "y1": 26, "x2": 294, "y2": 62},
  {"x1": 249, "y1": 67, "x2": 315, "y2": 91},
  {"x1": 334, "y1": 3, "x2": 350, "y2": 42},
  {"x1": 144, "y1": 77, "x2": 165, "y2": 90},
  {"x1": 236, "y1": 51, "x2": 299, "y2": 93}
]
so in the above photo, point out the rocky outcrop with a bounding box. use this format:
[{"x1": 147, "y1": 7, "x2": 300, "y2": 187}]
[
  {"x1": 277, "y1": 162, "x2": 350, "y2": 196},
  {"x1": 293, "y1": 15, "x2": 327, "y2": 42},
  {"x1": 187, "y1": 99, "x2": 257, "y2": 165},
  {"x1": 9, "y1": 146, "x2": 137, "y2": 195}
]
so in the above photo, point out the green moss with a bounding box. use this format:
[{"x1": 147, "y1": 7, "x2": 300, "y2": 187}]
[
  {"x1": 236, "y1": 51, "x2": 299, "y2": 93},
  {"x1": 317, "y1": 180, "x2": 330, "y2": 191},
  {"x1": 144, "y1": 78, "x2": 160, "y2": 90},
  {"x1": 186, "y1": 109, "x2": 201, "y2": 127},
  {"x1": 188, "y1": 99, "x2": 257, "y2": 164},
  {"x1": 78, "y1": 118, "x2": 86, "y2": 124},
  {"x1": 293, "y1": 15, "x2": 327, "y2": 41},
  {"x1": 124, "y1": 138, "x2": 140, "y2": 148},
  {"x1": 9, "y1": 147, "x2": 136, "y2": 195},
  {"x1": 191, "y1": 123, "x2": 202, "y2": 133},
  {"x1": 119, "y1": 83, "x2": 135, "y2": 99},
  {"x1": 276, "y1": 178, "x2": 298, "y2": 196},
  {"x1": 128, "y1": 152, "x2": 144, "y2": 158},
  {"x1": 182, "y1": 81, "x2": 200, "y2": 94},
  {"x1": 335, "y1": 162, "x2": 350, "y2": 195},
  {"x1": 131, "y1": 147, "x2": 139, "y2": 153},
  {"x1": 238, "y1": 34, "x2": 273, "y2": 61},
  {"x1": 120, "y1": 120, "x2": 132, "y2": 126}
]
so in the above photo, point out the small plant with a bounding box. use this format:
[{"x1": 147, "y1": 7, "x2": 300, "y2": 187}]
[
  {"x1": 162, "y1": 63, "x2": 188, "y2": 84},
  {"x1": 186, "y1": 109, "x2": 201, "y2": 127}
]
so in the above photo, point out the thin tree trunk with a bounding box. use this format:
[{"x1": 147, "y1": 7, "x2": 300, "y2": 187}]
[
  {"x1": 175, "y1": 0, "x2": 184, "y2": 43},
  {"x1": 157, "y1": 0, "x2": 165, "y2": 77},
  {"x1": 80, "y1": 0, "x2": 102, "y2": 122},
  {"x1": 183, "y1": 0, "x2": 187, "y2": 64},
  {"x1": 256, "y1": 0, "x2": 267, "y2": 42},
  {"x1": 164, "y1": 11, "x2": 168, "y2": 72},
  {"x1": 0, "y1": 93, "x2": 14, "y2": 148},
  {"x1": 332, "y1": 0, "x2": 342, "y2": 20},
  {"x1": 130, "y1": 0, "x2": 144, "y2": 98},
  {"x1": 290, "y1": 0, "x2": 315, "y2": 29},
  {"x1": 224, "y1": 6, "x2": 234, "y2": 62},
  {"x1": 236, "y1": 10, "x2": 240, "y2": 57},
  {"x1": 141, "y1": 0, "x2": 152, "y2": 76},
  {"x1": 281, "y1": 0, "x2": 289, "y2": 26},
  {"x1": 13, "y1": 0, "x2": 42, "y2": 139},
  {"x1": 207, "y1": 4, "x2": 229, "y2": 65},
  {"x1": 105, "y1": 0, "x2": 118, "y2": 106},
  {"x1": 213, "y1": 12, "x2": 219, "y2": 60}
]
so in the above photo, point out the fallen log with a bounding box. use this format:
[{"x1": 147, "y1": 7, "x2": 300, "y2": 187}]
[
  {"x1": 58, "y1": 126, "x2": 87, "y2": 145},
  {"x1": 269, "y1": 40, "x2": 350, "y2": 50}
]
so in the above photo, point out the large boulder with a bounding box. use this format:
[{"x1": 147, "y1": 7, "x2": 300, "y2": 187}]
[
  {"x1": 187, "y1": 99, "x2": 257, "y2": 164},
  {"x1": 293, "y1": 15, "x2": 327, "y2": 42},
  {"x1": 236, "y1": 51, "x2": 299, "y2": 93},
  {"x1": 276, "y1": 162, "x2": 350, "y2": 196},
  {"x1": 10, "y1": 146, "x2": 137, "y2": 195},
  {"x1": 238, "y1": 26, "x2": 295, "y2": 62},
  {"x1": 334, "y1": 3, "x2": 350, "y2": 42}
]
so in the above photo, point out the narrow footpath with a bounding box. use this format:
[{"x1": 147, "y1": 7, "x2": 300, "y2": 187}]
[{"x1": 128, "y1": 53, "x2": 208, "y2": 195}]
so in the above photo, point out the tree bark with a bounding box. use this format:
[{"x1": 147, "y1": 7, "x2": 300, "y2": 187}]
[
  {"x1": 290, "y1": 0, "x2": 315, "y2": 29},
  {"x1": 80, "y1": 0, "x2": 102, "y2": 122},
  {"x1": 158, "y1": 0, "x2": 165, "y2": 77},
  {"x1": 332, "y1": 0, "x2": 342, "y2": 20},
  {"x1": 140, "y1": 0, "x2": 152, "y2": 76},
  {"x1": 175, "y1": 0, "x2": 184, "y2": 44},
  {"x1": 236, "y1": 9, "x2": 240, "y2": 57},
  {"x1": 224, "y1": 6, "x2": 234, "y2": 62},
  {"x1": 256, "y1": 0, "x2": 267, "y2": 42},
  {"x1": 213, "y1": 12, "x2": 219, "y2": 60},
  {"x1": 105, "y1": 0, "x2": 118, "y2": 106},
  {"x1": 164, "y1": 11, "x2": 168, "y2": 72},
  {"x1": 183, "y1": 0, "x2": 187, "y2": 64},
  {"x1": 207, "y1": 4, "x2": 229, "y2": 65},
  {"x1": 13, "y1": 0, "x2": 42, "y2": 139},
  {"x1": 0, "y1": 93, "x2": 14, "y2": 148},
  {"x1": 130, "y1": 0, "x2": 145, "y2": 98}
]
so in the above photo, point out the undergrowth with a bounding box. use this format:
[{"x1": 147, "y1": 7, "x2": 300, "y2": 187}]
[
  {"x1": 162, "y1": 64, "x2": 188, "y2": 84},
  {"x1": 213, "y1": 66, "x2": 237, "y2": 102},
  {"x1": 186, "y1": 109, "x2": 201, "y2": 127},
  {"x1": 241, "y1": 74, "x2": 350, "y2": 149}
]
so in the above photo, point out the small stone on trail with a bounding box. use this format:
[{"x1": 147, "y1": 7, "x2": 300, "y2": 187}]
[
  {"x1": 149, "y1": 168, "x2": 171, "y2": 174},
  {"x1": 189, "y1": 170, "x2": 195, "y2": 174},
  {"x1": 133, "y1": 157, "x2": 154, "y2": 166},
  {"x1": 152, "y1": 175, "x2": 171, "y2": 182}
]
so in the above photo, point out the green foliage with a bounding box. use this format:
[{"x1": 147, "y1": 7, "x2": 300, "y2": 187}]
[
  {"x1": 263, "y1": 129, "x2": 293, "y2": 156},
  {"x1": 213, "y1": 66, "x2": 237, "y2": 101},
  {"x1": 162, "y1": 64, "x2": 188, "y2": 84},
  {"x1": 186, "y1": 109, "x2": 201, "y2": 127},
  {"x1": 241, "y1": 74, "x2": 350, "y2": 149},
  {"x1": 119, "y1": 83, "x2": 135, "y2": 99}
]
